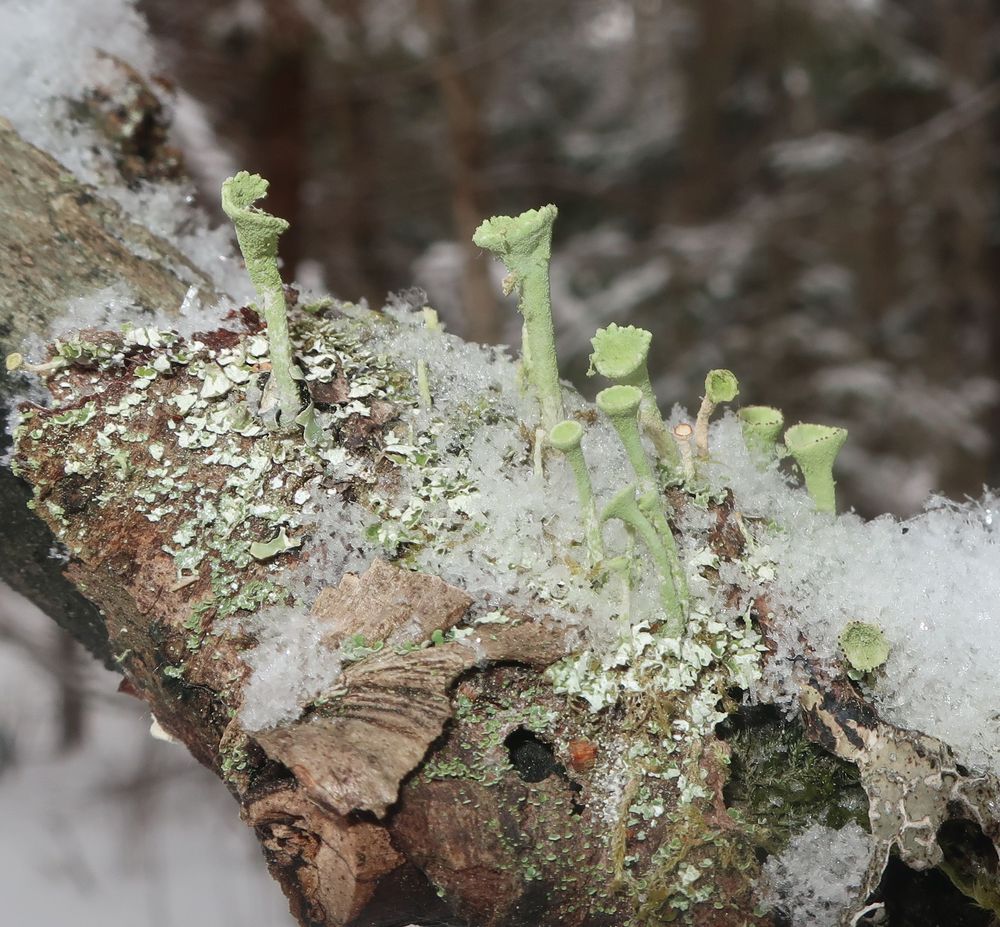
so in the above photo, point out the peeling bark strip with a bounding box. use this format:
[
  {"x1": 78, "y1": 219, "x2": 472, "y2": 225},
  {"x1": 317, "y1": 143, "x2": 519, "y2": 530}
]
[
  {"x1": 311, "y1": 557, "x2": 473, "y2": 650},
  {"x1": 255, "y1": 612, "x2": 568, "y2": 817},
  {"x1": 244, "y1": 788, "x2": 404, "y2": 927}
]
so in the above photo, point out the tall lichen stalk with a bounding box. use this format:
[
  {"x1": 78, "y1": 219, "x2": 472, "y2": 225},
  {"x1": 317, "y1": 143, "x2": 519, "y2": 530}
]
[
  {"x1": 473, "y1": 205, "x2": 565, "y2": 430},
  {"x1": 221, "y1": 171, "x2": 303, "y2": 428}
]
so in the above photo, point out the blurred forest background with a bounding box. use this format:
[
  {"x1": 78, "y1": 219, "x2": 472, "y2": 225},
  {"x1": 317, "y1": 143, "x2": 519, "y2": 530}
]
[{"x1": 4, "y1": 1, "x2": 1000, "y2": 924}]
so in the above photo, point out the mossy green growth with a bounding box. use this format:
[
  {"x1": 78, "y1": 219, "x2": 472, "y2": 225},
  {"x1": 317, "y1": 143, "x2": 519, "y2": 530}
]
[
  {"x1": 839, "y1": 621, "x2": 890, "y2": 674},
  {"x1": 596, "y1": 385, "x2": 656, "y2": 490},
  {"x1": 722, "y1": 707, "x2": 869, "y2": 855},
  {"x1": 473, "y1": 205, "x2": 565, "y2": 429},
  {"x1": 221, "y1": 171, "x2": 302, "y2": 429},
  {"x1": 589, "y1": 324, "x2": 678, "y2": 468},
  {"x1": 601, "y1": 485, "x2": 684, "y2": 634},
  {"x1": 549, "y1": 419, "x2": 603, "y2": 562},
  {"x1": 738, "y1": 405, "x2": 784, "y2": 460},
  {"x1": 694, "y1": 368, "x2": 739, "y2": 459},
  {"x1": 784, "y1": 422, "x2": 848, "y2": 514}
]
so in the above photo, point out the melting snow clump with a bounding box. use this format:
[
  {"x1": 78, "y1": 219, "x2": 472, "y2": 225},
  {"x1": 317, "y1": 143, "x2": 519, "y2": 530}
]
[{"x1": 759, "y1": 822, "x2": 874, "y2": 927}]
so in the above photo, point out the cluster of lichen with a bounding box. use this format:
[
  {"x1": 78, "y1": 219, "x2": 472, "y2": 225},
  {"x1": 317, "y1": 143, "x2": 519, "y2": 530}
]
[
  {"x1": 473, "y1": 203, "x2": 851, "y2": 649},
  {"x1": 474, "y1": 208, "x2": 748, "y2": 638},
  {"x1": 7, "y1": 176, "x2": 874, "y2": 924}
]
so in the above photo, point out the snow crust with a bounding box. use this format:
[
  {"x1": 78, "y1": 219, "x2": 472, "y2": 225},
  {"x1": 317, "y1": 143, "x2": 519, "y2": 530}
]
[
  {"x1": 707, "y1": 413, "x2": 1000, "y2": 772},
  {"x1": 759, "y1": 822, "x2": 875, "y2": 927}
]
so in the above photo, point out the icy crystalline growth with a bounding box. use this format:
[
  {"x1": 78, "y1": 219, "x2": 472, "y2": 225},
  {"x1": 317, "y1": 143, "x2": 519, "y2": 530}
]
[
  {"x1": 239, "y1": 606, "x2": 345, "y2": 732},
  {"x1": 0, "y1": 0, "x2": 154, "y2": 169},
  {"x1": 239, "y1": 498, "x2": 378, "y2": 731},
  {"x1": 707, "y1": 412, "x2": 1000, "y2": 772},
  {"x1": 759, "y1": 823, "x2": 875, "y2": 927}
]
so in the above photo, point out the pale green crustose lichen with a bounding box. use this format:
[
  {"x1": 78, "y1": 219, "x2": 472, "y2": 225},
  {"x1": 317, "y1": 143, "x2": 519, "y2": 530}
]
[
  {"x1": 694, "y1": 368, "x2": 739, "y2": 458},
  {"x1": 549, "y1": 419, "x2": 603, "y2": 563},
  {"x1": 473, "y1": 205, "x2": 565, "y2": 430},
  {"x1": 784, "y1": 422, "x2": 848, "y2": 514},
  {"x1": 221, "y1": 171, "x2": 302, "y2": 429},
  {"x1": 589, "y1": 323, "x2": 678, "y2": 468}
]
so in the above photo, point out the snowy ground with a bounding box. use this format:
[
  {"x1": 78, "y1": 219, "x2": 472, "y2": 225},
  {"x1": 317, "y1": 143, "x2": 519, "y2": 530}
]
[{"x1": 0, "y1": 584, "x2": 294, "y2": 927}]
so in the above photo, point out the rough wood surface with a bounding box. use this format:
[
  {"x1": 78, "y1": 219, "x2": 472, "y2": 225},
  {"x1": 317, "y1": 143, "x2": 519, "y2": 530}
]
[{"x1": 0, "y1": 114, "x2": 218, "y2": 661}]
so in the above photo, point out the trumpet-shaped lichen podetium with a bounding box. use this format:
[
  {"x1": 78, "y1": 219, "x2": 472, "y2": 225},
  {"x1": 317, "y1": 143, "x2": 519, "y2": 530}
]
[
  {"x1": 694, "y1": 368, "x2": 739, "y2": 458},
  {"x1": 221, "y1": 171, "x2": 302, "y2": 428},
  {"x1": 596, "y1": 385, "x2": 656, "y2": 490},
  {"x1": 473, "y1": 206, "x2": 565, "y2": 429},
  {"x1": 549, "y1": 419, "x2": 603, "y2": 562},
  {"x1": 601, "y1": 485, "x2": 684, "y2": 634},
  {"x1": 589, "y1": 324, "x2": 678, "y2": 468},
  {"x1": 784, "y1": 422, "x2": 848, "y2": 514},
  {"x1": 738, "y1": 405, "x2": 784, "y2": 460}
]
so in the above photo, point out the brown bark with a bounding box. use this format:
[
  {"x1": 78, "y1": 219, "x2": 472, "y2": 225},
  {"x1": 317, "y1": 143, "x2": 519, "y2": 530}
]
[
  {"x1": 0, "y1": 115, "x2": 219, "y2": 662},
  {"x1": 6, "y1": 290, "x2": 776, "y2": 925}
]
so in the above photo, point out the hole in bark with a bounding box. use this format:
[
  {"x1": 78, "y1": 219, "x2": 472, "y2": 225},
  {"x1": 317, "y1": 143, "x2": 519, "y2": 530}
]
[
  {"x1": 875, "y1": 848, "x2": 996, "y2": 926},
  {"x1": 505, "y1": 728, "x2": 558, "y2": 783}
]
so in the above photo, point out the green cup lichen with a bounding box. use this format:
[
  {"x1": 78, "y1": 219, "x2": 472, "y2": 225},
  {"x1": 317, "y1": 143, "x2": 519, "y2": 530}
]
[
  {"x1": 596, "y1": 384, "x2": 656, "y2": 490},
  {"x1": 473, "y1": 205, "x2": 565, "y2": 430},
  {"x1": 784, "y1": 422, "x2": 848, "y2": 514},
  {"x1": 601, "y1": 485, "x2": 685, "y2": 633},
  {"x1": 738, "y1": 405, "x2": 784, "y2": 461},
  {"x1": 549, "y1": 419, "x2": 603, "y2": 562},
  {"x1": 589, "y1": 323, "x2": 678, "y2": 467},
  {"x1": 221, "y1": 171, "x2": 302, "y2": 429},
  {"x1": 839, "y1": 621, "x2": 890, "y2": 674},
  {"x1": 694, "y1": 368, "x2": 740, "y2": 458}
]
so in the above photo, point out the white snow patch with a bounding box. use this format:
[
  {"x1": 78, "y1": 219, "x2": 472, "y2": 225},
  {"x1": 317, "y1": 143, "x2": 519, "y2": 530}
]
[
  {"x1": 707, "y1": 411, "x2": 1000, "y2": 772},
  {"x1": 759, "y1": 822, "x2": 875, "y2": 927}
]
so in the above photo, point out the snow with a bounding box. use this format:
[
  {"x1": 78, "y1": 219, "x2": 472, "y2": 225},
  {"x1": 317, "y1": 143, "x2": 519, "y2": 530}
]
[
  {"x1": 0, "y1": 0, "x2": 251, "y2": 304},
  {"x1": 707, "y1": 411, "x2": 1000, "y2": 772},
  {"x1": 759, "y1": 822, "x2": 875, "y2": 927},
  {"x1": 0, "y1": 0, "x2": 155, "y2": 171}
]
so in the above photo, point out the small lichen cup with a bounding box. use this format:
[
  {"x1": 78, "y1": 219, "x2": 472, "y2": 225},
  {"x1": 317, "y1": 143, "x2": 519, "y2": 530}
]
[
  {"x1": 738, "y1": 405, "x2": 784, "y2": 461},
  {"x1": 694, "y1": 368, "x2": 739, "y2": 458},
  {"x1": 784, "y1": 422, "x2": 848, "y2": 514},
  {"x1": 589, "y1": 324, "x2": 678, "y2": 467}
]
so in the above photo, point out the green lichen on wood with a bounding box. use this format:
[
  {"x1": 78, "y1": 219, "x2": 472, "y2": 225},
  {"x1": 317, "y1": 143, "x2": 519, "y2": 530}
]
[
  {"x1": 221, "y1": 171, "x2": 302, "y2": 428},
  {"x1": 549, "y1": 419, "x2": 603, "y2": 562},
  {"x1": 839, "y1": 620, "x2": 890, "y2": 674},
  {"x1": 601, "y1": 485, "x2": 685, "y2": 633},
  {"x1": 784, "y1": 422, "x2": 848, "y2": 514},
  {"x1": 694, "y1": 368, "x2": 739, "y2": 459},
  {"x1": 738, "y1": 405, "x2": 784, "y2": 461},
  {"x1": 589, "y1": 323, "x2": 678, "y2": 468},
  {"x1": 473, "y1": 205, "x2": 565, "y2": 430}
]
